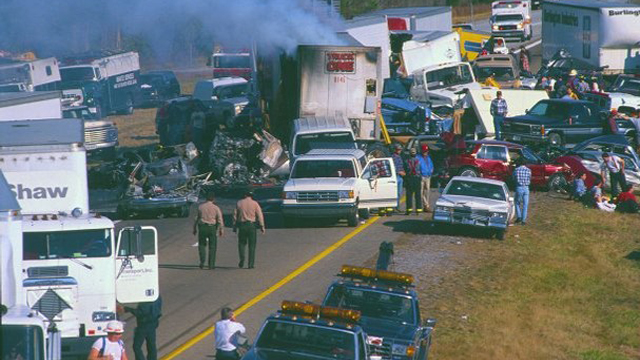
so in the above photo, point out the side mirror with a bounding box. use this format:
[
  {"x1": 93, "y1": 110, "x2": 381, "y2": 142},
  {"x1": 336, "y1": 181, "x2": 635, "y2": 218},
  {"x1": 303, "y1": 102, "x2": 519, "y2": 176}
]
[
  {"x1": 133, "y1": 225, "x2": 145, "y2": 262},
  {"x1": 424, "y1": 318, "x2": 437, "y2": 328}
]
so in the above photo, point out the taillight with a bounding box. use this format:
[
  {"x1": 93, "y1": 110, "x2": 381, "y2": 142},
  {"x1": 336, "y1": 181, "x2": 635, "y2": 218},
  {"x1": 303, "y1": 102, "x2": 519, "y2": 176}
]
[{"x1": 541, "y1": 125, "x2": 545, "y2": 135}]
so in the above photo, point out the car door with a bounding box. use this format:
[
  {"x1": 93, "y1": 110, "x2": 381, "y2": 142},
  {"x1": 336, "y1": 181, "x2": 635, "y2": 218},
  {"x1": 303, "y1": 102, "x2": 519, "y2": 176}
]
[
  {"x1": 570, "y1": 104, "x2": 602, "y2": 143},
  {"x1": 115, "y1": 226, "x2": 160, "y2": 304},
  {"x1": 475, "y1": 145, "x2": 509, "y2": 180},
  {"x1": 359, "y1": 158, "x2": 398, "y2": 209}
]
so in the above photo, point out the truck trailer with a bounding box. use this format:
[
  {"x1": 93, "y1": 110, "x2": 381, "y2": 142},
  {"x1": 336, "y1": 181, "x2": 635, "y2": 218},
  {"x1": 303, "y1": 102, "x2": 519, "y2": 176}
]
[
  {"x1": 0, "y1": 119, "x2": 158, "y2": 359},
  {"x1": 542, "y1": 0, "x2": 640, "y2": 74},
  {"x1": 59, "y1": 51, "x2": 141, "y2": 116},
  {"x1": 0, "y1": 57, "x2": 61, "y2": 93}
]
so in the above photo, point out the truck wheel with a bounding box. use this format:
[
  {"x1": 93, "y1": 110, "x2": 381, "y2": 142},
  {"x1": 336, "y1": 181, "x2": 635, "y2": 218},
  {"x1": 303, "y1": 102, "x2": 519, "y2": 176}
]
[
  {"x1": 547, "y1": 173, "x2": 568, "y2": 194},
  {"x1": 548, "y1": 133, "x2": 563, "y2": 147},
  {"x1": 347, "y1": 211, "x2": 360, "y2": 227},
  {"x1": 459, "y1": 167, "x2": 479, "y2": 177},
  {"x1": 495, "y1": 229, "x2": 506, "y2": 240},
  {"x1": 358, "y1": 208, "x2": 370, "y2": 220}
]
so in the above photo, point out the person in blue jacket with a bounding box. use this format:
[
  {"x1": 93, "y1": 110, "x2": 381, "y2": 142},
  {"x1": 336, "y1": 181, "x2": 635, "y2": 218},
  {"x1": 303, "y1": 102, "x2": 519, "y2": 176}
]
[{"x1": 417, "y1": 144, "x2": 434, "y2": 212}]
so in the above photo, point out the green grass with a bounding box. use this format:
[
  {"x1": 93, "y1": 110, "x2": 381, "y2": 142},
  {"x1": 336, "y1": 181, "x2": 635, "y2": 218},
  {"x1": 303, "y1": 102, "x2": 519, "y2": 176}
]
[{"x1": 422, "y1": 195, "x2": 640, "y2": 359}]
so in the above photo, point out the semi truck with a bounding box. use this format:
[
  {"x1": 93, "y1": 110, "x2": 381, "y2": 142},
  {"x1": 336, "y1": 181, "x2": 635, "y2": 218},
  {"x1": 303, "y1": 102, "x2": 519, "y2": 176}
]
[
  {"x1": 59, "y1": 51, "x2": 141, "y2": 117},
  {"x1": 0, "y1": 118, "x2": 159, "y2": 359},
  {"x1": 1, "y1": 170, "x2": 51, "y2": 360},
  {"x1": 0, "y1": 57, "x2": 61, "y2": 93},
  {"x1": 542, "y1": 0, "x2": 640, "y2": 75}
]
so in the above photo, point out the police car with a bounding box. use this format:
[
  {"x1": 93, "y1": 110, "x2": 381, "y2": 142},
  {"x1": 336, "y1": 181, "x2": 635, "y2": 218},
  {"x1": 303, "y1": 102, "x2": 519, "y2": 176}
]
[
  {"x1": 322, "y1": 266, "x2": 436, "y2": 360},
  {"x1": 242, "y1": 301, "x2": 381, "y2": 360}
]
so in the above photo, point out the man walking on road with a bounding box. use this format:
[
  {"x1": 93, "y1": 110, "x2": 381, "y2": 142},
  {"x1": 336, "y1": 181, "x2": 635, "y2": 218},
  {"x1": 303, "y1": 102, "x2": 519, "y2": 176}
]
[
  {"x1": 513, "y1": 158, "x2": 532, "y2": 225},
  {"x1": 233, "y1": 191, "x2": 265, "y2": 269},
  {"x1": 490, "y1": 91, "x2": 508, "y2": 140},
  {"x1": 193, "y1": 193, "x2": 224, "y2": 269},
  {"x1": 214, "y1": 308, "x2": 246, "y2": 360},
  {"x1": 404, "y1": 148, "x2": 423, "y2": 215},
  {"x1": 601, "y1": 152, "x2": 626, "y2": 197},
  {"x1": 391, "y1": 144, "x2": 406, "y2": 213},
  {"x1": 418, "y1": 144, "x2": 434, "y2": 212},
  {"x1": 121, "y1": 297, "x2": 162, "y2": 360}
]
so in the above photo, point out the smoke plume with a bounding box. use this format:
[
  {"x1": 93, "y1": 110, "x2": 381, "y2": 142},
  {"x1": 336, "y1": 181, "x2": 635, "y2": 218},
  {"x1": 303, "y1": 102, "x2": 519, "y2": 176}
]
[{"x1": 0, "y1": 0, "x2": 344, "y2": 63}]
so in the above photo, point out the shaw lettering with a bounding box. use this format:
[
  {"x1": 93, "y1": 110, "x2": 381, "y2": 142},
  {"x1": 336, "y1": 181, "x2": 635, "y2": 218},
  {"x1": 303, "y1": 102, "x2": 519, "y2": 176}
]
[{"x1": 10, "y1": 184, "x2": 69, "y2": 200}]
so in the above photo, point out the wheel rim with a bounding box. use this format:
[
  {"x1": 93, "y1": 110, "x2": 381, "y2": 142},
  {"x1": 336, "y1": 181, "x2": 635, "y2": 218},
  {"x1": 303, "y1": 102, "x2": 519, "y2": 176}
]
[
  {"x1": 550, "y1": 175, "x2": 567, "y2": 193},
  {"x1": 460, "y1": 169, "x2": 478, "y2": 177}
]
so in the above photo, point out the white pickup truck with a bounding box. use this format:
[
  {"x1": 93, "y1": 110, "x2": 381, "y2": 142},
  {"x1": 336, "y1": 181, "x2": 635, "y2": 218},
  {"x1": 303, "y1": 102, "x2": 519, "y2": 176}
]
[{"x1": 281, "y1": 149, "x2": 397, "y2": 227}]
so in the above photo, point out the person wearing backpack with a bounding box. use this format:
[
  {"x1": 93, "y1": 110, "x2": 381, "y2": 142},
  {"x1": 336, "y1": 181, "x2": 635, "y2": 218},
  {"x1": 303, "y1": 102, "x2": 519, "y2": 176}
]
[
  {"x1": 87, "y1": 320, "x2": 128, "y2": 360},
  {"x1": 122, "y1": 296, "x2": 163, "y2": 360}
]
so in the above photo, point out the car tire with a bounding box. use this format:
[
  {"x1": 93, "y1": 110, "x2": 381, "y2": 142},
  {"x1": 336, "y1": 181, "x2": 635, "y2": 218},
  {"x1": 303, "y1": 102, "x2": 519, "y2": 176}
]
[
  {"x1": 459, "y1": 167, "x2": 479, "y2": 177},
  {"x1": 358, "y1": 208, "x2": 370, "y2": 220},
  {"x1": 495, "y1": 229, "x2": 506, "y2": 240},
  {"x1": 548, "y1": 133, "x2": 563, "y2": 147},
  {"x1": 347, "y1": 211, "x2": 360, "y2": 227},
  {"x1": 547, "y1": 173, "x2": 568, "y2": 194}
]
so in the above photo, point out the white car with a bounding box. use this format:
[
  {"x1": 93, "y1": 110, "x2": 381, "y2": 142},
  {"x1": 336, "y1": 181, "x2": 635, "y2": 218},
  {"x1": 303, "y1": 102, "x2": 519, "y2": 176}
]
[
  {"x1": 282, "y1": 149, "x2": 397, "y2": 227},
  {"x1": 608, "y1": 75, "x2": 640, "y2": 111},
  {"x1": 432, "y1": 176, "x2": 515, "y2": 240}
]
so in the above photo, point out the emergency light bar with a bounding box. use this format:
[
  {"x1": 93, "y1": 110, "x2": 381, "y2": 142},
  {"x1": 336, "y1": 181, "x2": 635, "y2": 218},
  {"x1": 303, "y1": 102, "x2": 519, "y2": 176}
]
[
  {"x1": 340, "y1": 265, "x2": 415, "y2": 286},
  {"x1": 281, "y1": 301, "x2": 361, "y2": 323}
]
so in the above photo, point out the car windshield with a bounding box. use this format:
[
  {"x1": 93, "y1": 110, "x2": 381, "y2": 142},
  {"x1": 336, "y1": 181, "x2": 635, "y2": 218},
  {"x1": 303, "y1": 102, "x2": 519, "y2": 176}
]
[
  {"x1": 256, "y1": 320, "x2": 356, "y2": 360},
  {"x1": 294, "y1": 132, "x2": 356, "y2": 155},
  {"x1": 140, "y1": 74, "x2": 163, "y2": 85},
  {"x1": 1, "y1": 325, "x2": 45, "y2": 360},
  {"x1": 425, "y1": 64, "x2": 474, "y2": 90},
  {"x1": 213, "y1": 55, "x2": 251, "y2": 69},
  {"x1": 495, "y1": 14, "x2": 524, "y2": 22},
  {"x1": 291, "y1": 160, "x2": 356, "y2": 178},
  {"x1": 475, "y1": 66, "x2": 515, "y2": 81},
  {"x1": 60, "y1": 67, "x2": 96, "y2": 82},
  {"x1": 62, "y1": 108, "x2": 96, "y2": 120},
  {"x1": 611, "y1": 77, "x2": 640, "y2": 96},
  {"x1": 445, "y1": 180, "x2": 506, "y2": 201},
  {"x1": 23, "y1": 229, "x2": 112, "y2": 260},
  {"x1": 324, "y1": 286, "x2": 416, "y2": 324},
  {"x1": 213, "y1": 83, "x2": 249, "y2": 99}
]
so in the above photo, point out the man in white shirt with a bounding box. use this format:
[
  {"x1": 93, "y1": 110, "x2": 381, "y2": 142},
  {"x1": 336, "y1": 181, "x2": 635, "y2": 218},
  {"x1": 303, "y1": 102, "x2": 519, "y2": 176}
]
[
  {"x1": 601, "y1": 152, "x2": 626, "y2": 197},
  {"x1": 87, "y1": 320, "x2": 128, "y2": 360},
  {"x1": 214, "y1": 308, "x2": 246, "y2": 360}
]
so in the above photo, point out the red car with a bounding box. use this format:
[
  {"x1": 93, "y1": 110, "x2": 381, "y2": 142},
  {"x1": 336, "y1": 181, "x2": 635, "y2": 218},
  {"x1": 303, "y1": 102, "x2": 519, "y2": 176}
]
[{"x1": 445, "y1": 140, "x2": 573, "y2": 189}]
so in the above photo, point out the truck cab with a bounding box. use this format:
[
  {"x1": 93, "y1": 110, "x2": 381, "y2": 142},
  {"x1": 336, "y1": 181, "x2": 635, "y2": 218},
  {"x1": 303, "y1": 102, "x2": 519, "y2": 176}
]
[
  {"x1": 410, "y1": 62, "x2": 481, "y2": 108},
  {"x1": 290, "y1": 116, "x2": 358, "y2": 163},
  {"x1": 323, "y1": 266, "x2": 437, "y2": 360},
  {"x1": 193, "y1": 77, "x2": 250, "y2": 128},
  {"x1": 243, "y1": 301, "x2": 378, "y2": 360},
  {"x1": 282, "y1": 149, "x2": 397, "y2": 227}
]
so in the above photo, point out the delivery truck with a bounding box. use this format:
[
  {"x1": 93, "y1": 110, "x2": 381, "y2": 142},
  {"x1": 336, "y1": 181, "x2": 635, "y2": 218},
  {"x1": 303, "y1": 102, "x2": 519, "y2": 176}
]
[
  {"x1": 59, "y1": 51, "x2": 141, "y2": 117},
  {"x1": 0, "y1": 57, "x2": 61, "y2": 93},
  {"x1": 0, "y1": 118, "x2": 158, "y2": 359},
  {"x1": 542, "y1": 0, "x2": 640, "y2": 75}
]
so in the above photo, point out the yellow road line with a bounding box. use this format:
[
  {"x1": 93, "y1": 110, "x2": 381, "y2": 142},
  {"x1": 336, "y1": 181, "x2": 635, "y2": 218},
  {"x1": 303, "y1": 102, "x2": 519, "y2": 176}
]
[{"x1": 161, "y1": 215, "x2": 383, "y2": 360}]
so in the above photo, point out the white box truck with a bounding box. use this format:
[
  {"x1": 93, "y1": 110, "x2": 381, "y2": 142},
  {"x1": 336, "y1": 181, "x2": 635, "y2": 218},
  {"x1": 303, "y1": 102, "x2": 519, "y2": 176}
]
[
  {"x1": 1, "y1": 170, "x2": 51, "y2": 360},
  {"x1": 0, "y1": 118, "x2": 159, "y2": 359},
  {"x1": 0, "y1": 57, "x2": 61, "y2": 93},
  {"x1": 542, "y1": 0, "x2": 640, "y2": 74}
]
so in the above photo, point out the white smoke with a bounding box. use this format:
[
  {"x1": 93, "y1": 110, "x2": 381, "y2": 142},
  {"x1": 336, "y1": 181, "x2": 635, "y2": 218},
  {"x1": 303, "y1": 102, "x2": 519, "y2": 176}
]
[{"x1": 0, "y1": 0, "x2": 344, "y2": 61}]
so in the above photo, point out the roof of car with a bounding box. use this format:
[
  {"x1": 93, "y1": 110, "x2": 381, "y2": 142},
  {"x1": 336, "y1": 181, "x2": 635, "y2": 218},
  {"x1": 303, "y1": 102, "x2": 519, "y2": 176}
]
[
  {"x1": 333, "y1": 279, "x2": 418, "y2": 297},
  {"x1": 469, "y1": 139, "x2": 524, "y2": 149},
  {"x1": 542, "y1": 98, "x2": 593, "y2": 105},
  {"x1": 301, "y1": 149, "x2": 365, "y2": 158},
  {"x1": 196, "y1": 77, "x2": 248, "y2": 88},
  {"x1": 448, "y1": 175, "x2": 507, "y2": 186},
  {"x1": 266, "y1": 313, "x2": 362, "y2": 332}
]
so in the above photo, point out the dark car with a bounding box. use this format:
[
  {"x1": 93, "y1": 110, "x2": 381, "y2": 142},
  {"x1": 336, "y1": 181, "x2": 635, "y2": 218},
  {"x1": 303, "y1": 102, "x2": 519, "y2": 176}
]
[
  {"x1": 138, "y1": 71, "x2": 181, "y2": 107},
  {"x1": 381, "y1": 97, "x2": 431, "y2": 135},
  {"x1": 242, "y1": 300, "x2": 376, "y2": 360},
  {"x1": 445, "y1": 139, "x2": 572, "y2": 190},
  {"x1": 536, "y1": 49, "x2": 602, "y2": 81},
  {"x1": 322, "y1": 266, "x2": 436, "y2": 360},
  {"x1": 501, "y1": 99, "x2": 610, "y2": 147}
]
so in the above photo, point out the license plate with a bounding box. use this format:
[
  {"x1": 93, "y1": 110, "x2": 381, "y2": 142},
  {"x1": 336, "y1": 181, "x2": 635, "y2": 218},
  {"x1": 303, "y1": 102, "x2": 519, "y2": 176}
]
[{"x1": 512, "y1": 135, "x2": 521, "y2": 141}]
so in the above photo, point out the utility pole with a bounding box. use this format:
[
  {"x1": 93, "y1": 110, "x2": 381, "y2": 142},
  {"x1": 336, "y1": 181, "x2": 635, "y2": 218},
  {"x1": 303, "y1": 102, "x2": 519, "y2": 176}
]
[{"x1": 470, "y1": 0, "x2": 475, "y2": 25}]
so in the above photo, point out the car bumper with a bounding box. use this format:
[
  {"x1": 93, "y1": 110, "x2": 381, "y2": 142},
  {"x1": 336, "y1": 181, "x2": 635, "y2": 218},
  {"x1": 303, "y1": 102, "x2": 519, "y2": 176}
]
[
  {"x1": 282, "y1": 203, "x2": 357, "y2": 218},
  {"x1": 122, "y1": 196, "x2": 190, "y2": 212},
  {"x1": 491, "y1": 30, "x2": 525, "y2": 38},
  {"x1": 432, "y1": 212, "x2": 508, "y2": 229},
  {"x1": 502, "y1": 132, "x2": 546, "y2": 144}
]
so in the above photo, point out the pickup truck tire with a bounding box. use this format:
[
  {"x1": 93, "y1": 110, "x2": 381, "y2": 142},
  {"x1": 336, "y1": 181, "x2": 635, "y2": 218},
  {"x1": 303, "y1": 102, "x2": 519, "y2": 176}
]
[
  {"x1": 459, "y1": 166, "x2": 479, "y2": 177},
  {"x1": 495, "y1": 229, "x2": 506, "y2": 240},
  {"x1": 347, "y1": 211, "x2": 360, "y2": 227},
  {"x1": 547, "y1": 173, "x2": 568, "y2": 194},
  {"x1": 548, "y1": 133, "x2": 563, "y2": 147}
]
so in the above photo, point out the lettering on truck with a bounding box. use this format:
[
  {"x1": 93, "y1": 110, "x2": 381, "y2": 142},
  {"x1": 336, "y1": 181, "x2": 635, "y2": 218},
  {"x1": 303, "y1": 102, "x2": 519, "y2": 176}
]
[
  {"x1": 113, "y1": 72, "x2": 137, "y2": 89},
  {"x1": 608, "y1": 9, "x2": 640, "y2": 16},
  {"x1": 325, "y1": 52, "x2": 356, "y2": 73},
  {"x1": 10, "y1": 184, "x2": 68, "y2": 199},
  {"x1": 543, "y1": 10, "x2": 579, "y2": 26}
]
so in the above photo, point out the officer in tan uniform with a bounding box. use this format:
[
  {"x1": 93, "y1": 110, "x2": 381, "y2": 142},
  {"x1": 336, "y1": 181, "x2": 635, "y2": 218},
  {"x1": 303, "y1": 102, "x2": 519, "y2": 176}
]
[
  {"x1": 233, "y1": 191, "x2": 265, "y2": 269},
  {"x1": 193, "y1": 192, "x2": 224, "y2": 269}
]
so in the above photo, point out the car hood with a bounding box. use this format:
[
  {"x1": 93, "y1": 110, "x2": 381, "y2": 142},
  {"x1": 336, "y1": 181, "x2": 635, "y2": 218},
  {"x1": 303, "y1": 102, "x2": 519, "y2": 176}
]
[
  {"x1": 493, "y1": 20, "x2": 523, "y2": 25},
  {"x1": 382, "y1": 97, "x2": 421, "y2": 112},
  {"x1": 84, "y1": 119, "x2": 114, "y2": 129},
  {"x1": 608, "y1": 92, "x2": 640, "y2": 107},
  {"x1": 359, "y1": 317, "x2": 418, "y2": 342},
  {"x1": 245, "y1": 348, "x2": 334, "y2": 360},
  {"x1": 506, "y1": 114, "x2": 556, "y2": 124},
  {"x1": 431, "y1": 82, "x2": 482, "y2": 103},
  {"x1": 285, "y1": 178, "x2": 357, "y2": 191},
  {"x1": 436, "y1": 194, "x2": 509, "y2": 211}
]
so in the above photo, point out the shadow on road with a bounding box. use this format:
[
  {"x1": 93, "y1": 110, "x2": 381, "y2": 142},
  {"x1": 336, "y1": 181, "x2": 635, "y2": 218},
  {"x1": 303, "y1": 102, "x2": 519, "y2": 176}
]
[
  {"x1": 625, "y1": 250, "x2": 640, "y2": 262},
  {"x1": 382, "y1": 218, "x2": 499, "y2": 239},
  {"x1": 381, "y1": 218, "x2": 431, "y2": 234}
]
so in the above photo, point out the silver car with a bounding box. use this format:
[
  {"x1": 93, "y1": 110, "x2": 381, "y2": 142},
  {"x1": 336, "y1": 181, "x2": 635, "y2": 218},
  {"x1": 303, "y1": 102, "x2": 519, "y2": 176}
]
[{"x1": 432, "y1": 176, "x2": 515, "y2": 240}]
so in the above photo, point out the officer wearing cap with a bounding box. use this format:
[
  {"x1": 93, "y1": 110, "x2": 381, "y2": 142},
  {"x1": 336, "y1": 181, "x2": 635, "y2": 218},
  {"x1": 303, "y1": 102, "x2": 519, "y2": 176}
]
[
  {"x1": 233, "y1": 190, "x2": 265, "y2": 269},
  {"x1": 88, "y1": 320, "x2": 128, "y2": 360},
  {"x1": 193, "y1": 192, "x2": 224, "y2": 270}
]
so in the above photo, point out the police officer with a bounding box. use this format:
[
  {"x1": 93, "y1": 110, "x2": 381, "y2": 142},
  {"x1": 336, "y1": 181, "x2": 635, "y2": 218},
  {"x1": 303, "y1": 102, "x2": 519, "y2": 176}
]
[
  {"x1": 121, "y1": 296, "x2": 162, "y2": 360},
  {"x1": 193, "y1": 193, "x2": 224, "y2": 269},
  {"x1": 233, "y1": 191, "x2": 265, "y2": 269}
]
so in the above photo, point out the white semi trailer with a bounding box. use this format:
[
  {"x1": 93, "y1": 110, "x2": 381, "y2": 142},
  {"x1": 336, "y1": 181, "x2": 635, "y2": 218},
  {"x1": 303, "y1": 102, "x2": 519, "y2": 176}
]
[{"x1": 0, "y1": 118, "x2": 159, "y2": 359}]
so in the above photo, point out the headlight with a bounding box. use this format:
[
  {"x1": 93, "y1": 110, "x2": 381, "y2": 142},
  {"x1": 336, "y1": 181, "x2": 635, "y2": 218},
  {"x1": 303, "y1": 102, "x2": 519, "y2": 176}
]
[
  {"x1": 492, "y1": 25, "x2": 499, "y2": 30},
  {"x1": 283, "y1": 191, "x2": 297, "y2": 199},
  {"x1": 491, "y1": 212, "x2": 507, "y2": 219},
  {"x1": 338, "y1": 190, "x2": 355, "y2": 199},
  {"x1": 108, "y1": 129, "x2": 118, "y2": 141},
  {"x1": 391, "y1": 344, "x2": 407, "y2": 355},
  {"x1": 517, "y1": 23, "x2": 523, "y2": 29},
  {"x1": 85, "y1": 97, "x2": 95, "y2": 105},
  {"x1": 92, "y1": 311, "x2": 116, "y2": 322}
]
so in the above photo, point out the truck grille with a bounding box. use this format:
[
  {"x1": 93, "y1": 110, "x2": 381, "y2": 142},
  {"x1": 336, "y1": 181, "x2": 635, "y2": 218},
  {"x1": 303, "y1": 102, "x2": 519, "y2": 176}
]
[
  {"x1": 373, "y1": 340, "x2": 393, "y2": 359},
  {"x1": 27, "y1": 266, "x2": 69, "y2": 278},
  {"x1": 453, "y1": 208, "x2": 490, "y2": 221},
  {"x1": 296, "y1": 191, "x2": 339, "y2": 202},
  {"x1": 509, "y1": 123, "x2": 532, "y2": 133},
  {"x1": 85, "y1": 128, "x2": 110, "y2": 144},
  {"x1": 31, "y1": 289, "x2": 72, "y2": 321},
  {"x1": 499, "y1": 25, "x2": 517, "y2": 30}
]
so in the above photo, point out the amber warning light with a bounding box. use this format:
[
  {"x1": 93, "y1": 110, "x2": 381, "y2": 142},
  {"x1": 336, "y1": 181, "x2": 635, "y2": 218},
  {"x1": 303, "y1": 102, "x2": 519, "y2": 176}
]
[
  {"x1": 340, "y1": 265, "x2": 414, "y2": 286},
  {"x1": 281, "y1": 301, "x2": 361, "y2": 323}
]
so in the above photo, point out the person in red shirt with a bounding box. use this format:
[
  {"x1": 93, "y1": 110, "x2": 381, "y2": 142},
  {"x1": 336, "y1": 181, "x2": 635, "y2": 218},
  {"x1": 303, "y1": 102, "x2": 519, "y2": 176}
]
[
  {"x1": 616, "y1": 184, "x2": 637, "y2": 203},
  {"x1": 615, "y1": 184, "x2": 639, "y2": 213}
]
